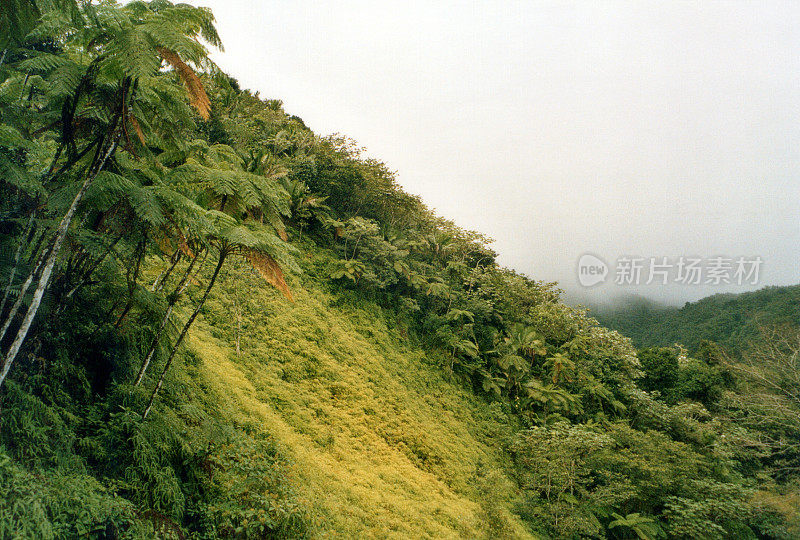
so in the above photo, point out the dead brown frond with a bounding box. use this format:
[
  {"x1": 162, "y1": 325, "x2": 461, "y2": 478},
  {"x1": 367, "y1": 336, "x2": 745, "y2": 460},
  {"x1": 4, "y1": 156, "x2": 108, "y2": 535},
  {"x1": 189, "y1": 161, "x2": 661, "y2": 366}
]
[
  {"x1": 128, "y1": 112, "x2": 146, "y2": 144},
  {"x1": 153, "y1": 232, "x2": 175, "y2": 256},
  {"x1": 157, "y1": 47, "x2": 211, "y2": 120},
  {"x1": 164, "y1": 216, "x2": 195, "y2": 258},
  {"x1": 244, "y1": 249, "x2": 294, "y2": 302},
  {"x1": 178, "y1": 238, "x2": 194, "y2": 258}
]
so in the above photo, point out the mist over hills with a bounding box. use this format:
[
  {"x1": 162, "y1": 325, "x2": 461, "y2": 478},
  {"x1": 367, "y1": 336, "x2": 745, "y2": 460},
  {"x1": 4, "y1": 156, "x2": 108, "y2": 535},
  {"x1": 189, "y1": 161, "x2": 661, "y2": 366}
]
[{"x1": 592, "y1": 284, "x2": 800, "y2": 353}]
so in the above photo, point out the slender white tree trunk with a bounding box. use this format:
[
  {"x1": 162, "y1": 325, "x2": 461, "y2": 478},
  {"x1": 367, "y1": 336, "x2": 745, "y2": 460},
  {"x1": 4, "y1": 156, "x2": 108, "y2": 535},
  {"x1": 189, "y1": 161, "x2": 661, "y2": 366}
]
[
  {"x1": 0, "y1": 213, "x2": 35, "y2": 317},
  {"x1": 0, "y1": 243, "x2": 46, "y2": 343},
  {"x1": 133, "y1": 304, "x2": 174, "y2": 386},
  {"x1": 151, "y1": 249, "x2": 181, "y2": 292},
  {"x1": 143, "y1": 251, "x2": 226, "y2": 418},
  {"x1": 134, "y1": 251, "x2": 200, "y2": 386},
  {"x1": 0, "y1": 140, "x2": 118, "y2": 389}
]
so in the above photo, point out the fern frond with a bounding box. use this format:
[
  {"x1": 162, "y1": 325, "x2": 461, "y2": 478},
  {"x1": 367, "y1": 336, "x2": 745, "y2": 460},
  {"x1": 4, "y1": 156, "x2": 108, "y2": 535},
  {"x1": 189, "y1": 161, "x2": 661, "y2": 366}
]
[
  {"x1": 205, "y1": 209, "x2": 237, "y2": 229},
  {"x1": 156, "y1": 47, "x2": 210, "y2": 119},
  {"x1": 0, "y1": 152, "x2": 43, "y2": 196},
  {"x1": 112, "y1": 27, "x2": 161, "y2": 81},
  {"x1": 127, "y1": 112, "x2": 146, "y2": 145},
  {"x1": 0, "y1": 125, "x2": 30, "y2": 148},
  {"x1": 145, "y1": 20, "x2": 207, "y2": 63},
  {"x1": 220, "y1": 224, "x2": 259, "y2": 248},
  {"x1": 206, "y1": 144, "x2": 242, "y2": 168},
  {"x1": 67, "y1": 228, "x2": 116, "y2": 260},
  {"x1": 46, "y1": 61, "x2": 84, "y2": 99},
  {"x1": 83, "y1": 171, "x2": 136, "y2": 210},
  {"x1": 244, "y1": 249, "x2": 293, "y2": 302},
  {"x1": 15, "y1": 52, "x2": 72, "y2": 73},
  {"x1": 1, "y1": 0, "x2": 41, "y2": 48},
  {"x1": 129, "y1": 186, "x2": 167, "y2": 227}
]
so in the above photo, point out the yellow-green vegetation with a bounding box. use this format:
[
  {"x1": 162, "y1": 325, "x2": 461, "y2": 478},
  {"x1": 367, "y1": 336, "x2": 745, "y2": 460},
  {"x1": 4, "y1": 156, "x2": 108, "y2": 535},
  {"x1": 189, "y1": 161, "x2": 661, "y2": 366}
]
[{"x1": 168, "y1": 257, "x2": 532, "y2": 538}]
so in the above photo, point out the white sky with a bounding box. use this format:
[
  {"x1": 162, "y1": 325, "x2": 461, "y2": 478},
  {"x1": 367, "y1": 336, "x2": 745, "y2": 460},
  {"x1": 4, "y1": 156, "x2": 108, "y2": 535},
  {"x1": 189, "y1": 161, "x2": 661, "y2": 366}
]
[{"x1": 185, "y1": 0, "x2": 800, "y2": 305}]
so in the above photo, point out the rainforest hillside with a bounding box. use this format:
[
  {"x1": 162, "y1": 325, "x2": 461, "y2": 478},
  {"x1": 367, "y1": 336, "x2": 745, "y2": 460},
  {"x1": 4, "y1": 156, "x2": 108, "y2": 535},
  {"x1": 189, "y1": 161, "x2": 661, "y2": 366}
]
[
  {"x1": 595, "y1": 285, "x2": 800, "y2": 354},
  {"x1": 0, "y1": 2, "x2": 799, "y2": 538}
]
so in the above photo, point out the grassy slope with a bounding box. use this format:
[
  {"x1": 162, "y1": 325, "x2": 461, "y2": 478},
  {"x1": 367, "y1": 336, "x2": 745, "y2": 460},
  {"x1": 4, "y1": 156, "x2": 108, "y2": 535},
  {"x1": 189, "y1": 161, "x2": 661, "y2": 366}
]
[{"x1": 159, "y1": 252, "x2": 534, "y2": 538}]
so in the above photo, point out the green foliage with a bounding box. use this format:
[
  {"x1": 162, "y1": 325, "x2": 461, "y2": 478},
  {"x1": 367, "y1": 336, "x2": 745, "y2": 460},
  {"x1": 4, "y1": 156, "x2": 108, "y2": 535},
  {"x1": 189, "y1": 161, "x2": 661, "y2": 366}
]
[
  {"x1": 608, "y1": 512, "x2": 662, "y2": 540},
  {"x1": 661, "y1": 480, "x2": 756, "y2": 539},
  {"x1": 512, "y1": 422, "x2": 611, "y2": 537},
  {"x1": 328, "y1": 258, "x2": 365, "y2": 283},
  {"x1": 638, "y1": 346, "x2": 731, "y2": 408},
  {"x1": 201, "y1": 434, "x2": 308, "y2": 538},
  {"x1": 637, "y1": 347, "x2": 680, "y2": 393},
  {"x1": 596, "y1": 286, "x2": 800, "y2": 354},
  {"x1": 0, "y1": 0, "x2": 796, "y2": 537},
  {"x1": 0, "y1": 451, "x2": 146, "y2": 539}
]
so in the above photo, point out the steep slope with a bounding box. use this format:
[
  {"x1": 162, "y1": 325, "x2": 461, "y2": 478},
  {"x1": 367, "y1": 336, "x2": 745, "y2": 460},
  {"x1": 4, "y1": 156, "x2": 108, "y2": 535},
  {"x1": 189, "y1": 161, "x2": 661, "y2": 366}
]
[
  {"x1": 163, "y1": 254, "x2": 533, "y2": 538},
  {"x1": 2, "y1": 2, "x2": 797, "y2": 536}
]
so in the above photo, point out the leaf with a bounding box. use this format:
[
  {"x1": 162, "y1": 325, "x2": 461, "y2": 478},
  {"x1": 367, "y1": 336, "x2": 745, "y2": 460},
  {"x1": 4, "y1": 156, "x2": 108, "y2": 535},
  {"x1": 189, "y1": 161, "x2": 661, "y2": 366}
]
[
  {"x1": 0, "y1": 125, "x2": 30, "y2": 148},
  {"x1": 157, "y1": 47, "x2": 211, "y2": 119},
  {"x1": 15, "y1": 52, "x2": 71, "y2": 72},
  {"x1": 127, "y1": 113, "x2": 146, "y2": 145},
  {"x1": 445, "y1": 309, "x2": 474, "y2": 323},
  {"x1": 453, "y1": 339, "x2": 479, "y2": 359},
  {"x1": 0, "y1": 152, "x2": 43, "y2": 196},
  {"x1": 244, "y1": 249, "x2": 293, "y2": 302},
  {"x1": 47, "y1": 61, "x2": 84, "y2": 99}
]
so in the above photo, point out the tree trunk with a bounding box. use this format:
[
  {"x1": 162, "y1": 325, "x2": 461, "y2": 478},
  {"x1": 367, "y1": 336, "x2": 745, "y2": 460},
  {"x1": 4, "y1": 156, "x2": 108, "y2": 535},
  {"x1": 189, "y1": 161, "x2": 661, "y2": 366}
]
[
  {"x1": 25, "y1": 227, "x2": 48, "y2": 266},
  {"x1": 142, "y1": 251, "x2": 226, "y2": 418},
  {"x1": 0, "y1": 138, "x2": 118, "y2": 390},
  {"x1": 134, "y1": 251, "x2": 200, "y2": 386},
  {"x1": 113, "y1": 239, "x2": 146, "y2": 329},
  {"x1": 44, "y1": 143, "x2": 64, "y2": 180},
  {"x1": 19, "y1": 72, "x2": 30, "y2": 101},
  {"x1": 61, "y1": 234, "x2": 122, "y2": 303},
  {"x1": 0, "y1": 238, "x2": 49, "y2": 343},
  {"x1": 151, "y1": 248, "x2": 181, "y2": 292},
  {"x1": 46, "y1": 134, "x2": 101, "y2": 188},
  {"x1": 0, "y1": 213, "x2": 36, "y2": 317}
]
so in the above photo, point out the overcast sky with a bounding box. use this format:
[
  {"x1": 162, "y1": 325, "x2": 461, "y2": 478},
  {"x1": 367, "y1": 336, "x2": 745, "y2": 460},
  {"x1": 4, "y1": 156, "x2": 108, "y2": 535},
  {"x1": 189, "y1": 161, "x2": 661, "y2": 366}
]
[{"x1": 185, "y1": 0, "x2": 800, "y2": 305}]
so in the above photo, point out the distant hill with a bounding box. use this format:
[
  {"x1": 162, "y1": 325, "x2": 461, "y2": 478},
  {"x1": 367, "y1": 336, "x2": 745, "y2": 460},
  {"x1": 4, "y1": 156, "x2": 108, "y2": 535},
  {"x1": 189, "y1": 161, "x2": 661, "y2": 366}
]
[{"x1": 593, "y1": 285, "x2": 800, "y2": 353}]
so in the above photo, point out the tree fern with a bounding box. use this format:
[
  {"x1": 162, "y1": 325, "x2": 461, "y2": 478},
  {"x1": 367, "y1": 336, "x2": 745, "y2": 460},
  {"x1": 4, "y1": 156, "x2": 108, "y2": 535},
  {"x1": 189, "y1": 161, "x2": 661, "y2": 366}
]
[
  {"x1": 0, "y1": 0, "x2": 224, "y2": 389},
  {"x1": 14, "y1": 52, "x2": 72, "y2": 72}
]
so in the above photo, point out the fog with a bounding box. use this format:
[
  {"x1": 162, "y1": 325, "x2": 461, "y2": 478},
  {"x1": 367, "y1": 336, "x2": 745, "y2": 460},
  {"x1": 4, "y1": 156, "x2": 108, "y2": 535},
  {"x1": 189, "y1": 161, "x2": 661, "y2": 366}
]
[{"x1": 186, "y1": 0, "x2": 800, "y2": 306}]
